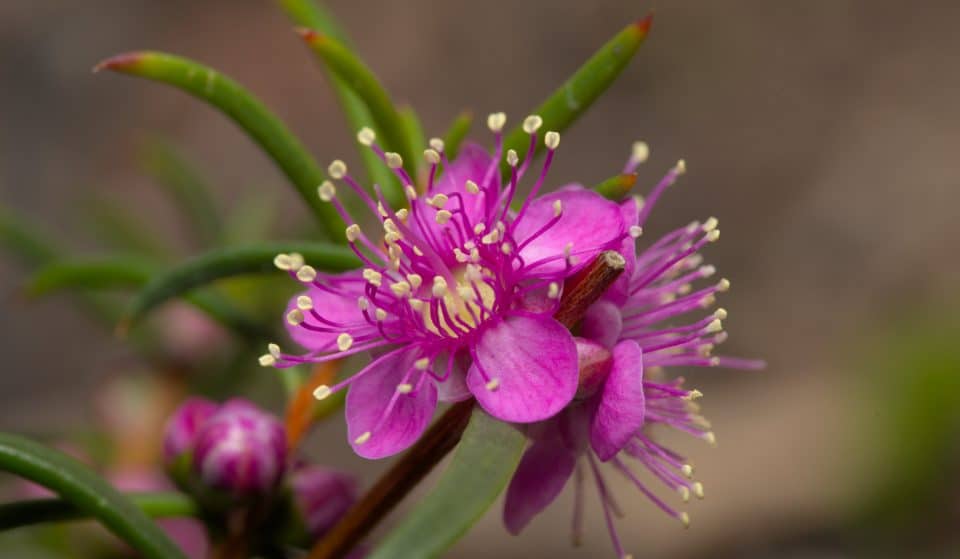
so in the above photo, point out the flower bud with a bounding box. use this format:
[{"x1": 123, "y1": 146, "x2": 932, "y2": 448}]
[
  {"x1": 289, "y1": 464, "x2": 357, "y2": 540},
  {"x1": 574, "y1": 337, "x2": 613, "y2": 399},
  {"x1": 190, "y1": 399, "x2": 287, "y2": 502},
  {"x1": 162, "y1": 397, "x2": 218, "y2": 468}
]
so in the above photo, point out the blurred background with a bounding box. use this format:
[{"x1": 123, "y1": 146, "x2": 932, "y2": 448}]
[{"x1": 2, "y1": 1, "x2": 959, "y2": 557}]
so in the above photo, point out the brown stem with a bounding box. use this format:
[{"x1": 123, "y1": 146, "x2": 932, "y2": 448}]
[{"x1": 308, "y1": 250, "x2": 625, "y2": 558}]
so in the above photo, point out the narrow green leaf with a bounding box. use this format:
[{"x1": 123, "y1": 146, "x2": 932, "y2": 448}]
[
  {"x1": 593, "y1": 173, "x2": 638, "y2": 201},
  {"x1": 26, "y1": 256, "x2": 153, "y2": 296},
  {"x1": 95, "y1": 51, "x2": 343, "y2": 237},
  {"x1": 369, "y1": 409, "x2": 526, "y2": 559},
  {"x1": 299, "y1": 31, "x2": 417, "y2": 186},
  {"x1": 441, "y1": 110, "x2": 474, "y2": 160},
  {"x1": 501, "y1": 15, "x2": 653, "y2": 178},
  {"x1": 399, "y1": 105, "x2": 427, "y2": 175},
  {"x1": 0, "y1": 434, "x2": 189, "y2": 559},
  {"x1": 0, "y1": 492, "x2": 197, "y2": 531},
  {"x1": 0, "y1": 205, "x2": 60, "y2": 267},
  {"x1": 124, "y1": 242, "x2": 359, "y2": 326},
  {"x1": 140, "y1": 138, "x2": 223, "y2": 246},
  {"x1": 277, "y1": 0, "x2": 404, "y2": 209}
]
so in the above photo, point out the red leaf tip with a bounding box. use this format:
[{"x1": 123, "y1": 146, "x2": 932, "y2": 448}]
[
  {"x1": 295, "y1": 27, "x2": 324, "y2": 44},
  {"x1": 92, "y1": 52, "x2": 144, "y2": 74},
  {"x1": 633, "y1": 12, "x2": 654, "y2": 35}
]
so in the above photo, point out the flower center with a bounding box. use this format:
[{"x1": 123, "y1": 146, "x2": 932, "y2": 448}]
[{"x1": 422, "y1": 266, "x2": 497, "y2": 338}]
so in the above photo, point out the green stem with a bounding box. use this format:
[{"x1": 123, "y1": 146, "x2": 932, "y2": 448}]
[{"x1": 0, "y1": 492, "x2": 198, "y2": 531}]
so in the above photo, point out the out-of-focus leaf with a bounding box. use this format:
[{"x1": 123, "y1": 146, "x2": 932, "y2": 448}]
[
  {"x1": 441, "y1": 110, "x2": 473, "y2": 161},
  {"x1": 95, "y1": 51, "x2": 343, "y2": 237},
  {"x1": 299, "y1": 31, "x2": 416, "y2": 188},
  {"x1": 81, "y1": 198, "x2": 172, "y2": 258},
  {"x1": 0, "y1": 434, "x2": 189, "y2": 559},
  {"x1": 223, "y1": 189, "x2": 279, "y2": 245},
  {"x1": 399, "y1": 106, "x2": 427, "y2": 176},
  {"x1": 368, "y1": 409, "x2": 526, "y2": 559},
  {"x1": 500, "y1": 15, "x2": 653, "y2": 178},
  {"x1": 593, "y1": 173, "x2": 638, "y2": 201},
  {"x1": 0, "y1": 205, "x2": 60, "y2": 267},
  {"x1": 26, "y1": 256, "x2": 153, "y2": 296},
  {"x1": 0, "y1": 492, "x2": 197, "y2": 531},
  {"x1": 123, "y1": 242, "x2": 359, "y2": 327},
  {"x1": 140, "y1": 138, "x2": 223, "y2": 246}
]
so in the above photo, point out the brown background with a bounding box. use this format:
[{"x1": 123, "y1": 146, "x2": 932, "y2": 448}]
[{"x1": 2, "y1": 1, "x2": 959, "y2": 557}]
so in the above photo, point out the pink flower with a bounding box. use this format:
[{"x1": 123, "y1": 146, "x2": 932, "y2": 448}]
[
  {"x1": 288, "y1": 463, "x2": 357, "y2": 540},
  {"x1": 262, "y1": 114, "x2": 628, "y2": 458},
  {"x1": 502, "y1": 144, "x2": 765, "y2": 557}
]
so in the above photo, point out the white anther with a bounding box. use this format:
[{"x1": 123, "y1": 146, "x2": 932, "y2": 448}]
[
  {"x1": 383, "y1": 218, "x2": 399, "y2": 234},
  {"x1": 473, "y1": 222, "x2": 486, "y2": 234},
  {"x1": 408, "y1": 298, "x2": 425, "y2": 311},
  {"x1": 485, "y1": 378, "x2": 500, "y2": 391},
  {"x1": 396, "y1": 383, "x2": 413, "y2": 394},
  {"x1": 629, "y1": 225, "x2": 644, "y2": 238},
  {"x1": 375, "y1": 308, "x2": 387, "y2": 321},
  {"x1": 547, "y1": 282, "x2": 560, "y2": 299},
  {"x1": 692, "y1": 482, "x2": 704, "y2": 499},
  {"x1": 267, "y1": 343, "x2": 281, "y2": 358},
  {"x1": 406, "y1": 274, "x2": 423, "y2": 289},
  {"x1": 390, "y1": 281, "x2": 411, "y2": 298},
  {"x1": 678, "y1": 486, "x2": 691, "y2": 502},
  {"x1": 717, "y1": 278, "x2": 730, "y2": 291},
  {"x1": 457, "y1": 285, "x2": 476, "y2": 301},
  {"x1": 675, "y1": 159, "x2": 687, "y2": 175},
  {"x1": 336, "y1": 333, "x2": 354, "y2": 351},
  {"x1": 396, "y1": 208, "x2": 409, "y2": 222},
  {"x1": 258, "y1": 354, "x2": 276, "y2": 367},
  {"x1": 273, "y1": 253, "x2": 293, "y2": 270},
  {"x1": 385, "y1": 232, "x2": 402, "y2": 244},
  {"x1": 344, "y1": 224, "x2": 361, "y2": 243},
  {"x1": 709, "y1": 356, "x2": 721, "y2": 367},
  {"x1": 286, "y1": 309, "x2": 304, "y2": 326},
  {"x1": 481, "y1": 229, "x2": 500, "y2": 245},
  {"x1": 362, "y1": 269, "x2": 383, "y2": 287},
  {"x1": 713, "y1": 308, "x2": 727, "y2": 320},
  {"x1": 296, "y1": 265, "x2": 317, "y2": 282},
  {"x1": 424, "y1": 149, "x2": 441, "y2": 165},
  {"x1": 429, "y1": 137, "x2": 445, "y2": 152},
  {"x1": 405, "y1": 184, "x2": 418, "y2": 200},
  {"x1": 354, "y1": 432, "x2": 371, "y2": 445},
  {"x1": 705, "y1": 319, "x2": 723, "y2": 334},
  {"x1": 631, "y1": 141, "x2": 650, "y2": 163},
  {"x1": 553, "y1": 200, "x2": 563, "y2": 217},
  {"x1": 385, "y1": 152, "x2": 403, "y2": 169},
  {"x1": 318, "y1": 181, "x2": 336, "y2": 201},
  {"x1": 328, "y1": 160, "x2": 347, "y2": 179},
  {"x1": 357, "y1": 297, "x2": 369, "y2": 310},
  {"x1": 706, "y1": 229, "x2": 720, "y2": 242},
  {"x1": 684, "y1": 389, "x2": 704, "y2": 401},
  {"x1": 564, "y1": 243, "x2": 573, "y2": 258},
  {"x1": 681, "y1": 464, "x2": 694, "y2": 478},
  {"x1": 702, "y1": 217, "x2": 719, "y2": 232},
  {"x1": 545, "y1": 131, "x2": 560, "y2": 150},
  {"x1": 429, "y1": 193, "x2": 449, "y2": 208},
  {"x1": 704, "y1": 431, "x2": 717, "y2": 446},
  {"x1": 680, "y1": 513, "x2": 691, "y2": 529},
  {"x1": 465, "y1": 180, "x2": 480, "y2": 194},
  {"x1": 357, "y1": 127, "x2": 376, "y2": 146},
  {"x1": 313, "y1": 385, "x2": 332, "y2": 400},
  {"x1": 523, "y1": 114, "x2": 543, "y2": 134},
  {"x1": 453, "y1": 248, "x2": 468, "y2": 262},
  {"x1": 296, "y1": 295, "x2": 314, "y2": 311},
  {"x1": 432, "y1": 276, "x2": 448, "y2": 297},
  {"x1": 501, "y1": 242, "x2": 512, "y2": 255},
  {"x1": 487, "y1": 112, "x2": 506, "y2": 133},
  {"x1": 506, "y1": 149, "x2": 519, "y2": 168},
  {"x1": 414, "y1": 357, "x2": 431, "y2": 370},
  {"x1": 700, "y1": 265, "x2": 716, "y2": 278}
]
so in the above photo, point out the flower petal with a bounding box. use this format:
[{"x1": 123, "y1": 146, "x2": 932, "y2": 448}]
[
  {"x1": 580, "y1": 300, "x2": 623, "y2": 348},
  {"x1": 606, "y1": 197, "x2": 641, "y2": 304},
  {"x1": 514, "y1": 187, "x2": 625, "y2": 275},
  {"x1": 346, "y1": 350, "x2": 438, "y2": 459},
  {"x1": 590, "y1": 340, "x2": 645, "y2": 461},
  {"x1": 432, "y1": 142, "x2": 499, "y2": 219},
  {"x1": 467, "y1": 314, "x2": 578, "y2": 422},
  {"x1": 503, "y1": 424, "x2": 576, "y2": 534},
  {"x1": 284, "y1": 275, "x2": 366, "y2": 351},
  {"x1": 436, "y1": 352, "x2": 472, "y2": 402}
]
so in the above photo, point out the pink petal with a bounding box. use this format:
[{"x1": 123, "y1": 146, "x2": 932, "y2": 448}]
[
  {"x1": 514, "y1": 187, "x2": 625, "y2": 275},
  {"x1": 606, "y1": 197, "x2": 641, "y2": 304},
  {"x1": 284, "y1": 275, "x2": 365, "y2": 351},
  {"x1": 346, "y1": 351, "x2": 438, "y2": 459},
  {"x1": 467, "y1": 314, "x2": 578, "y2": 423},
  {"x1": 503, "y1": 425, "x2": 576, "y2": 534},
  {"x1": 590, "y1": 340, "x2": 645, "y2": 461},
  {"x1": 436, "y1": 352, "x2": 472, "y2": 402},
  {"x1": 431, "y1": 142, "x2": 499, "y2": 220},
  {"x1": 580, "y1": 300, "x2": 623, "y2": 349}
]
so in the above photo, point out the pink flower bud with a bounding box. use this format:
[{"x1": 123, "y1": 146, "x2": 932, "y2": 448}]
[
  {"x1": 162, "y1": 397, "x2": 218, "y2": 466},
  {"x1": 191, "y1": 399, "x2": 287, "y2": 499},
  {"x1": 289, "y1": 464, "x2": 357, "y2": 539}
]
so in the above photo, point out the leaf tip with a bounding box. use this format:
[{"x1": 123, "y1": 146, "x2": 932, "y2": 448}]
[
  {"x1": 632, "y1": 12, "x2": 655, "y2": 36},
  {"x1": 93, "y1": 52, "x2": 145, "y2": 74},
  {"x1": 295, "y1": 27, "x2": 324, "y2": 44}
]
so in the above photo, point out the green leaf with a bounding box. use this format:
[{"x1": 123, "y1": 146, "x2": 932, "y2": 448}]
[
  {"x1": 140, "y1": 138, "x2": 223, "y2": 246},
  {"x1": 26, "y1": 256, "x2": 153, "y2": 296},
  {"x1": 123, "y1": 242, "x2": 359, "y2": 326},
  {"x1": 593, "y1": 173, "x2": 638, "y2": 201},
  {"x1": 299, "y1": 31, "x2": 417, "y2": 188},
  {"x1": 500, "y1": 16, "x2": 653, "y2": 178},
  {"x1": 0, "y1": 492, "x2": 197, "y2": 531},
  {"x1": 369, "y1": 409, "x2": 526, "y2": 559},
  {"x1": 0, "y1": 205, "x2": 60, "y2": 267},
  {"x1": 277, "y1": 0, "x2": 404, "y2": 209},
  {"x1": 441, "y1": 110, "x2": 474, "y2": 160},
  {"x1": 0, "y1": 434, "x2": 189, "y2": 559},
  {"x1": 399, "y1": 105, "x2": 427, "y2": 174},
  {"x1": 95, "y1": 51, "x2": 343, "y2": 237}
]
